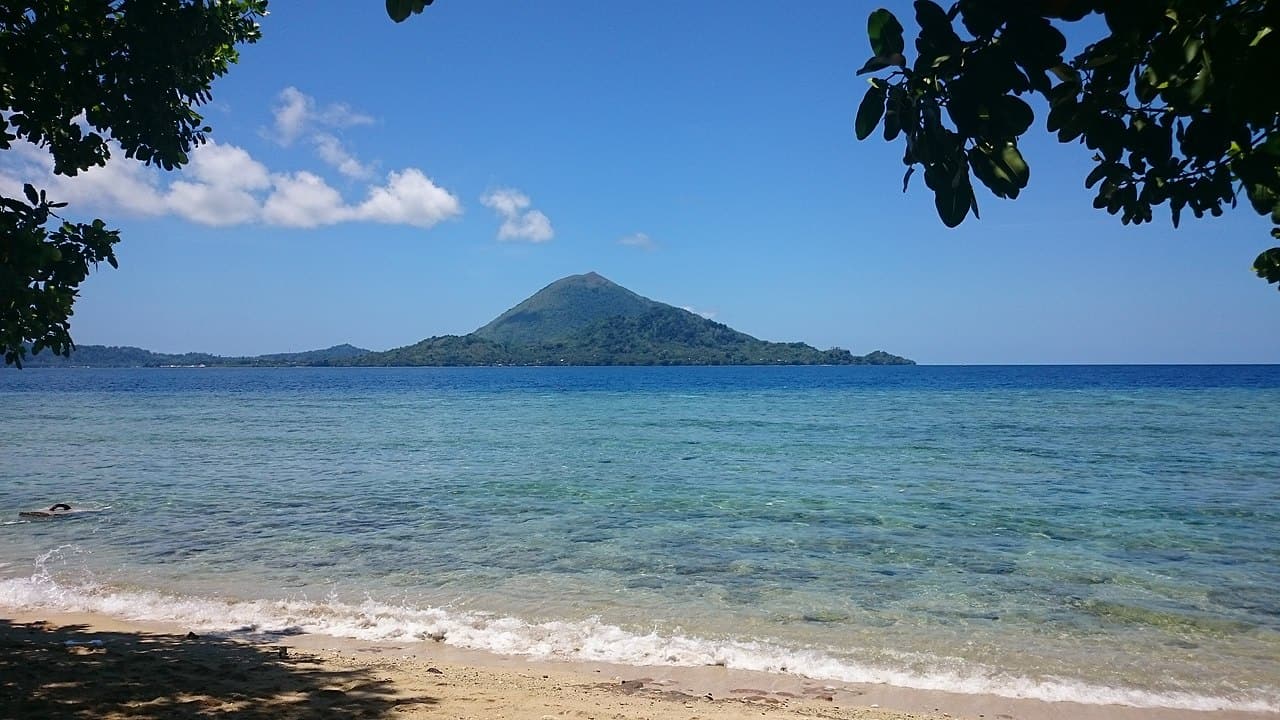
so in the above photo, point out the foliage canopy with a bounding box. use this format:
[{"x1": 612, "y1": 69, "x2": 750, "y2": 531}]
[
  {"x1": 852, "y1": 0, "x2": 1280, "y2": 288},
  {"x1": 1, "y1": 0, "x2": 267, "y2": 366}
]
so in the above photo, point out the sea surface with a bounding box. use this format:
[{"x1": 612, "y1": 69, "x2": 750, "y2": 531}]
[{"x1": 1, "y1": 366, "x2": 1278, "y2": 711}]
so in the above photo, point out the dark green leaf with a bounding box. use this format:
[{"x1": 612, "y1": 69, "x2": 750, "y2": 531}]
[
  {"x1": 1259, "y1": 135, "x2": 1280, "y2": 158},
  {"x1": 959, "y1": 0, "x2": 1002, "y2": 38},
  {"x1": 994, "y1": 144, "x2": 1030, "y2": 189},
  {"x1": 386, "y1": 0, "x2": 413, "y2": 22},
  {"x1": 1245, "y1": 183, "x2": 1278, "y2": 216},
  {"x1": 969, "y1": 147, "x2": 1006, "y2": 196},
  {"x1": 1085, "y1": 163, "x2": 1109, "y2": 189},
  {"x1": 1253, "y1": 248, "x2": 1280, "y2": 284},
  {"x1": 855, "y1": 85, "x2": 887, "y2": 141},
  {"x1": 883, "y1": 109, "x2": 902, "y2": 141},
  {"x1": 386, "y1": 0, "x2": 432, "y2": 23},
  {"x1": 914, "y1": 0, "x2": 949, "y2": 33},
  {"x1": 868, "y1": 9, "x2": 905, "y2": 57},
  {"x1": 1048, "y1": 63, "x2": 1081, "y2": 86},
  {"x1": 883, "y1": 87, "x2": 907, "y2": 141},
  {"x1": 993, "y1": 95, "x2": 1034, "y2": 137},
  {"x1": 934, "y1": 174, "x2": 975, "y2": 227},
  {"x1": 856, "y1": 55, "x2": 903, "y2": 74}
]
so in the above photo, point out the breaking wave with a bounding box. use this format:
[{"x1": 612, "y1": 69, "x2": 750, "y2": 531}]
[{"x1": 0, "y1": 567, "x2": 1273, "y2": 713}]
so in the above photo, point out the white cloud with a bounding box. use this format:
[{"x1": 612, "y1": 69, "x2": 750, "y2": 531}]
[
  {"x1": 481, "y1": 188, "x2": 530, "y2": 216},
  {"x1": 618, "y1": 232, "x2": 655, "y2": 250},
  {"x1": 313, "y1": 133, "x2": 372, "y2": 179},
  {"x1": 354, "y1": 169, "x2": 461, "y2": 227},
  {"x1": 2, "y1": 137, "x2": 460, "y2": 231},
  {"x1": 0, "y1": 139, "x2": 167, "y2": 216},
  {"x1": 262, "y1": 171, "x2": 349, "y2": 228},
  {"x1": 167, "y1": 181, "x2": 260, "y2": 226},
  {"x1": 79, "y1": 162, "x2": 167, "y2": 216},
  {"x1": 271, "y1": 87, "x2": 378, "y2": 179},
  {"x1": 315, "y1": 101, "x2": 374, "y2": 130},
  {"x1": 185, "y1": 141, "x2": 270, "y2": 190},
  {"x1": 271, "y1": 87, "x2": 373, "y2": 146},
  {"x1": 272, "y1": 87, "x2": 311, "y2": 145},
  {"x1": 481, "y1": 187, "x2": 554, "y2": 243},
  {"x1": 681, "y1": 306, "x2": 718, "y2": 320},
  {"x1": 161, "y1": 140, "x2": 271, "y2": 225},
  {"x1": 499, "y1": 209, "x2": 552, "y2": 242},
  {"x1": 261, "y1": 169, "x2": 461, "y2": 229},
  {"x1": 0, "y1": 88, "x2": 461, "y2": 233}
]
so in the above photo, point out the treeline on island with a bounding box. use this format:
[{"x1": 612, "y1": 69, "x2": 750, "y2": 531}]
[{"x1": 17, "y1": 344, "x2": 373, "y2": 368}]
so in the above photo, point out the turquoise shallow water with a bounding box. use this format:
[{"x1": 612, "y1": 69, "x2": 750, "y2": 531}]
[{"x1": 1, "y1": 366, "x2": 1278, "y2": 710}]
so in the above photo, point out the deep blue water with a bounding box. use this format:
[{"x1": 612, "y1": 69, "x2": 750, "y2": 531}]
[
  {"x1": 1, "y1": 365, "x2": 1277, "y2": 710},
  {"x1": 4, "y1": 364, "x2": 1279, "y2": 394}
]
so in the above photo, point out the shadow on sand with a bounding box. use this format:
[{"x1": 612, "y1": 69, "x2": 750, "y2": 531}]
[{"x1": 0, "y1": 618, "x2": 436, "y2": 719}]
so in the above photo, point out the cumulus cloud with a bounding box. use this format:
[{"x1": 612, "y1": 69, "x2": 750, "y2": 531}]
[
  {"x1": 481, "y1": 188, "x2": 554, "y2": 243},
  {"x1": 272, "y1": 88, "x2": 312, "y2": 145},
  {"x1": 481, "y1": 188, "x2": 530, "y2": 217},
  {"x1": 0, "y1": 139, "x2": 166, "y2": 216},
  {"x1": 261, "y1": 171, "x2": 349, "y2": 227},
  {"x1": 271, "y1": 87, "x2": 373, "y2": 146},
  {"x1": 2, "y1": 138, "x2": 461, "y2": 231},
  {"x1": 165, "y1": 141, "x2": 270, "y2": 225},
  {"x1": 166, "y1": 180, "x2": 260, "y2": 226},
  {"x1": 355, "y1": 169, "x2": 462, "y2": 227},
  {"x1": 270, "y1": 87, "x2": 378, "y2": 180},
  {"x1": 260, "y1": 169, "x2": 461, "y2": 229},
  {"x1": 618, "y1": 232, "x2": 655, "y2": 251},
  {"x1": 0, "y1": 87, "x2": 462, "y2": 232},
  {"x1": 185, "y1": 141, "x2": 270, "y2": 190},
  {"x1": 312, "y1": 134, "x2": 372, "y2": 179}
]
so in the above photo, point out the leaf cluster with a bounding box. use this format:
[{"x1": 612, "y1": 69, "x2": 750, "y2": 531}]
[
  {"x1": 0, "y1": 184, "x2": 118, "y2": 367},
  {"x1": 854, "y1": 1, "x2": 1280, "y2": 288},
  {"x1": 1, "y1": 1, "x2": 267, "y2": 366}
]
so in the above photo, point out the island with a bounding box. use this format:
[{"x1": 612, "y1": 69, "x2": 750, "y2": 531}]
[{"x1": 17, "y1": 273, "x2": 914, "y2": 367}]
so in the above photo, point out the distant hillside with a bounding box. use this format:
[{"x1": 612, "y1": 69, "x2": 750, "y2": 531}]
[
  {"x1": 349, "y1": 273, "x2": 914, "y2": 366},
  {"x1": 18, "y1": 343, "x2": 369, "y2": 368},
  {"x1": 473, "y1": 272, "x2": 660, "y2": 345},
  {"x1": 248, "y1": 344, "x2": 369, "y2": 364}
]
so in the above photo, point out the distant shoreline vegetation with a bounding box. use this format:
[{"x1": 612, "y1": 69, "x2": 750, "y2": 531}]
[
  {"x1": 15, "y1": 340, "x2": 913, "y2": 368},
  {"x1": 17, "y1": 273, "x2": 914, "y2": 368}
]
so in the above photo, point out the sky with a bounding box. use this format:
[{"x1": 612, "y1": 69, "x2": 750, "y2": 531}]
[{"x1": 3, "y1": 1, "x2": 1277, "y2": 364}]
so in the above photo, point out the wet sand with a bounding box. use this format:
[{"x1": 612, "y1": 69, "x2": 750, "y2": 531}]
[{"x1": 1, "y1": 610, "x2": 1274, "y2": 720}]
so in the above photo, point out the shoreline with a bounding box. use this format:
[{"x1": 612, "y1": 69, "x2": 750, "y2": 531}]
[{"x1": 3, "y1": 608, "x2": 1274, "y2": 720}]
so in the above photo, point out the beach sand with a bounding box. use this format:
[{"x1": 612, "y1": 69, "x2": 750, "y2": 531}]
[{"x1": 1, "y1": 610, "x2": 1274, "y2": 720}]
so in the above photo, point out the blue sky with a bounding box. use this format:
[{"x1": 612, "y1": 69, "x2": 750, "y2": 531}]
[{"x1": 5, "y1": 1, "x2": 1278, "y2": 363}]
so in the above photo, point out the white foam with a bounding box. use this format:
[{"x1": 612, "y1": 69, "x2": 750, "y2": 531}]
[{"x1": 0, "y1": 572, "x2": 1273, "y2": 713}]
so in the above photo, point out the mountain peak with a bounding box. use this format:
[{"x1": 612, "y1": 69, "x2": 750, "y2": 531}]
[
  {"x1": 557, "y1": 271, "x2": 612, "y2": 286},
  {"x1": 473, "y1": 272, "x2": 657, "y2": 346},
  {"x1": 349, "y1": 273, "x2": 915, "y2": 366}
]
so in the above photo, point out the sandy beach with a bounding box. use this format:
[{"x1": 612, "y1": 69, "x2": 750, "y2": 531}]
[{"x1": 2, "y1": 610, "x2": 1274, "y2": 720}]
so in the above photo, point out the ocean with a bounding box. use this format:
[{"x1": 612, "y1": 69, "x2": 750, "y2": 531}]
[{"x1": 1, "y1": 365, "x2": 1277, "y2": 712}]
